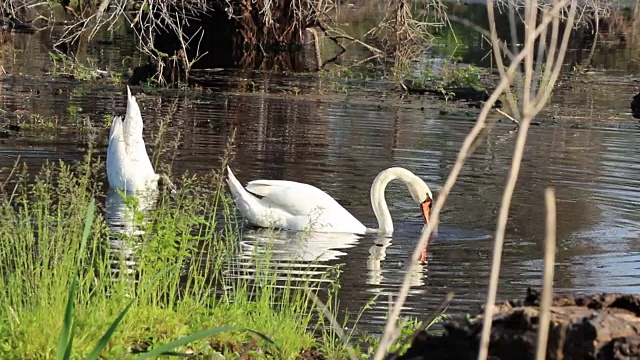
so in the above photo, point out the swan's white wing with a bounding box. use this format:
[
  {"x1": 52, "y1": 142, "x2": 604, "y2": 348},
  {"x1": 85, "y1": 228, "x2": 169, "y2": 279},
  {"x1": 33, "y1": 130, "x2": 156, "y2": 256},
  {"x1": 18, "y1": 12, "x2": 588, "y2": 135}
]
[
  {"x1": 245, "y1": 180, "x2": 339, "y2": 216},
  {"x1": 106, "y1": 116, "x2": 126, "y2": 189},
  {"x1": 227, "y1": 167, "x2": 365, "y2": 233}
]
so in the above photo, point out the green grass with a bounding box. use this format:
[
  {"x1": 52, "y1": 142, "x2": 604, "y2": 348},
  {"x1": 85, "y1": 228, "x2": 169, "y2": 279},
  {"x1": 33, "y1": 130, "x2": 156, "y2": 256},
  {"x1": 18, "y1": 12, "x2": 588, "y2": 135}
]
[
  {"x1": 0, "y1": 152, "x2": 320, "y2": 359},
  {"x1": 48, "y1": 52, "x2": 122, "y2": 84}
]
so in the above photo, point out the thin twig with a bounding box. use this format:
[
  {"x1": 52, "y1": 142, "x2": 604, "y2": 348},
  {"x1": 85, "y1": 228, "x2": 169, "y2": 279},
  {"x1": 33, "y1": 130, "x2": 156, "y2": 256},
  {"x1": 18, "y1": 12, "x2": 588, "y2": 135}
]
[
  {"x1": 385, "y1": 292, "x2": 454, "y2": 360},
  {"x1": 353, "y1": 54, "x2": 383, "y2": 67},
  {"x1": 309, "y1": 27, "x2": 322, "y2": 70},
  {"x1": 0, "y1": 155, "x2": 21, "y2": 195},
  {"x1": 324, "y1": 30, "x2": 384, "y2": 55},
  {"x1": 495, "y1": 108, "x2": 520, "y2": 126},
  {"x1": 372, "y1": 27, "x2": 531, "y2": 360},
  {"x1": 305, "y1": 288, "x2": 358, "y2": 360},
  {"x1": 373, "y1": 6, "x2": 577, "y2": 354},
  {"x1": 535, "y1": 188, "x2": 557, "y2": 360},
  {"x1": 447, "y1": 14, "x2": 515, "y2": 60},
  {"x1": 476, "y1": 2, "x2": 577, "y2": 360},
  {"x1": 533, "y1": 1, "x2": 578, "y2": 114},
  {"x1": 487, "y1": 0, "x2": 523, "y2": 120}
]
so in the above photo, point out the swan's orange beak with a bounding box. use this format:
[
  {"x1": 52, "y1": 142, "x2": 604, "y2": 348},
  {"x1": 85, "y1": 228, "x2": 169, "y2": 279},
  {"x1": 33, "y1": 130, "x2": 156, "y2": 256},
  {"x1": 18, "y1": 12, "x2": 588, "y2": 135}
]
[
  {"x1": 421, "y1": 199, "x2": 432, "y2": 225},
  {"x1": 420, "y1": 198, "x2": 432, "y2": 264}
]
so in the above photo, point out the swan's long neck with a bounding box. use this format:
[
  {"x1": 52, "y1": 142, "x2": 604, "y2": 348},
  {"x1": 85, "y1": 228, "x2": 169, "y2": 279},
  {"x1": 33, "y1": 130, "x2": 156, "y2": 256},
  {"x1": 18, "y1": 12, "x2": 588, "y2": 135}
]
[{"x1": 370, "y1": 167, "x2": 421, "y2": 235}]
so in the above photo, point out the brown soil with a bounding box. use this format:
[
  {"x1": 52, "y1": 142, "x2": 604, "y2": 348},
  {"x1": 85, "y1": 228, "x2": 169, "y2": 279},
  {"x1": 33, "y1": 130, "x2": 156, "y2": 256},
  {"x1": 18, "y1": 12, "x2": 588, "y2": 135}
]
[{"x1": 392, "y1": 288, "x2": 640, "y2": 360}]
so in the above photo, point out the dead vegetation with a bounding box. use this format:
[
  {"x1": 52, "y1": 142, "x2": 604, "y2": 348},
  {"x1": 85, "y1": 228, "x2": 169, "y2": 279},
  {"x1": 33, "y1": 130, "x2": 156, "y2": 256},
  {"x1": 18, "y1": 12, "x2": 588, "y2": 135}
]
[{"x1": 0, "y1": 0, "x2": 629, "y2": 86}]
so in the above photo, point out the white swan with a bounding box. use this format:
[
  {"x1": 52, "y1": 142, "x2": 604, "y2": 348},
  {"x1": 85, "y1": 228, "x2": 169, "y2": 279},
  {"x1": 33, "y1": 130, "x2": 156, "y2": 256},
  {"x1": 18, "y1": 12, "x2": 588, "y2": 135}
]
[
  {"x1": 226, "y1": 166, "x2": 433, "y2": 235},
  {"x1": 106, "y1": 86, "x2": 158, "y2": 192}
]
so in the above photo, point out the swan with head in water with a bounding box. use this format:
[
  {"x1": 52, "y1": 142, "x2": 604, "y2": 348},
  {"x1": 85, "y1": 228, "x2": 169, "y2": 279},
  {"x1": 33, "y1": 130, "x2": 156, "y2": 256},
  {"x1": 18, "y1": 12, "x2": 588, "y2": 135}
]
[
  {"x1": 106, "y1": 86, "x2": 159, "y2": 192},
  {"x1": 226, "y1": 166, "x2": 434, "y2": 259}
]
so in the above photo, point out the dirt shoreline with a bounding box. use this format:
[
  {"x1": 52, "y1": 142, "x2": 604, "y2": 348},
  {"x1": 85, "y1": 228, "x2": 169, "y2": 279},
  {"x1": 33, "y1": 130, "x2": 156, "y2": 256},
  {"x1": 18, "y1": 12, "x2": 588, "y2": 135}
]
[{"x1": 392, "y1": 288, "x2": 640, "y2": 360}]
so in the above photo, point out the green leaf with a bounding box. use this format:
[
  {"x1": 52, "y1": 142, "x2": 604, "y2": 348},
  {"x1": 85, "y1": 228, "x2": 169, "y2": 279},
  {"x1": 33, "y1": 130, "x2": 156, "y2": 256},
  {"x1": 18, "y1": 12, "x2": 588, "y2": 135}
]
[
  {"x1": 134, "y1": 326, "x2": 243, "y2": 360},
  {"x1": 56, "y1": 200, "x2": 95, "y2": 360},
  {"x1": 63, "y1": 324, "x2": 76, "y2": 360},
  {"x1": 85, "y1": 301, "x2": 134, "y2": 360},
  {"x1": 56, "y1": 278, "x2": 77, "y2": 360},
  {"x1": 78, "y1": 199, "x2": 96, "y2": 259},
  {"x1": 136, "y1": 326, "x2": 280, "y2": 360}
]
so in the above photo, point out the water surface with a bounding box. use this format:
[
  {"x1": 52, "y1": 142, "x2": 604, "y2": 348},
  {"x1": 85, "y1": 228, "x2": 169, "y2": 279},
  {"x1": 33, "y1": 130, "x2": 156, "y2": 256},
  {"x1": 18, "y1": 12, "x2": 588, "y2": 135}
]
[{"x1": 1, "y1": 27, "x2": 640, "y2": 333}]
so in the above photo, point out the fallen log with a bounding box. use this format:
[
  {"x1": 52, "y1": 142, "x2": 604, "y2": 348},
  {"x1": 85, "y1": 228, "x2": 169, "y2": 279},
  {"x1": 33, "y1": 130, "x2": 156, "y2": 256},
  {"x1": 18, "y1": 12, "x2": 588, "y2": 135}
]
[{"x1": 393, "y1": 288, "x2": 640, "y2": 360}]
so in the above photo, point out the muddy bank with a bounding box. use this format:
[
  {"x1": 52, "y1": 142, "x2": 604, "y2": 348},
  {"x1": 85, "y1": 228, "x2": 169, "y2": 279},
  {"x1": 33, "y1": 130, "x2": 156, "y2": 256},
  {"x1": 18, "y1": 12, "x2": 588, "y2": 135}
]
[{"x1": 394, "y1": 289, "x2": 640, "y2": 360}]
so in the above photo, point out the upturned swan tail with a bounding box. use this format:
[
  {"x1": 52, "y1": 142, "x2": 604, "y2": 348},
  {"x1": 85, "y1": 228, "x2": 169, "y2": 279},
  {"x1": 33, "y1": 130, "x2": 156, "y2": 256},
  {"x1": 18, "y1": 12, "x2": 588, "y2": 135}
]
[
  {"x1": 226, "y1": 167, "x2": 261, "y2": 216},
  {"x1": 123, "y1": 86, "x2": 144, "y2": 140}
]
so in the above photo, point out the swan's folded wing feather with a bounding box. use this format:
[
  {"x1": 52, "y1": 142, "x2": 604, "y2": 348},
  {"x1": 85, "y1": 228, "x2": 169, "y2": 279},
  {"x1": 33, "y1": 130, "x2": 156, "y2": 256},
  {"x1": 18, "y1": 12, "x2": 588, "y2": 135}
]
[
  {"x1": 109, "y1": 115, "x2": 123, "y2": 141},
  {"x1": 245, "y1": 180, "x2": 302, "y2": 197},
  {"x1": 106, "y1": 116, "x2": 126, "y2": 185},
  {"x1": 107, "y1": 116, "x2": 125, "y2": 160},
  {"x1": 245, "y1": 180, "x2": 341, "y2": 217}
]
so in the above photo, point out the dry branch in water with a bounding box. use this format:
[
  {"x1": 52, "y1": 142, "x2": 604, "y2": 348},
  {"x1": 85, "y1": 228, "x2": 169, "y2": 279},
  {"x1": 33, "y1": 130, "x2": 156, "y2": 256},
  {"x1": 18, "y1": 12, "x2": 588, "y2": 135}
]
[
  {"x1": 535, "y1": 188, "x2": 557, "y2": 360},
  {"x1": 477, "y1": 1, "x2": 576, "y2": 358},
  {"x1": 373, "y1": 0, "x2": 578, "y2": 359}
]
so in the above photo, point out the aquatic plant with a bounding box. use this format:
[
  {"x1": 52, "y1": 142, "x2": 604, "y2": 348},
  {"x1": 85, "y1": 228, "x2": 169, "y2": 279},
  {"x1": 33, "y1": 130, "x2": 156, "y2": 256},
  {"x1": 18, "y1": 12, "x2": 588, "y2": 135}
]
[
  {"x1": 405, "y1": 56, "x2": 487, "y2": 95},
  {"x1": 48, "y1": 51, "x2": 122, "y2": 84}
]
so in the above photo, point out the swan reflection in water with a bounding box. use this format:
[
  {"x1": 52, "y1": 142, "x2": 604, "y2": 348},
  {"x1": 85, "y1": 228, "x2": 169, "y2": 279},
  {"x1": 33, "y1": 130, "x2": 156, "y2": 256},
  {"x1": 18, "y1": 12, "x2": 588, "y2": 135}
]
[
  {"x1": 232, "y1": 228, "x2": 426, "y2": 289},
  {"x1": 239, "y1": 228, "x2": 362, "y2": 262},
  {"x1": 367, "y1": 235, "x2": 426, "y2": 289},
  {"x1": 105, "y1": 188, "x2": 158, "y2": 278},
  {"x1": 229, "y1": 229, "x2": 362, "y2": 285}
]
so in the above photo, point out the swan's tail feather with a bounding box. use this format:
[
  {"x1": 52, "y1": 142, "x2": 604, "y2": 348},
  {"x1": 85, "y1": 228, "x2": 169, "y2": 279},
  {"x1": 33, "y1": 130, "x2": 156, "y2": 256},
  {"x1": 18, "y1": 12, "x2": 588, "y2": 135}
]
[
  {"x1": 126, "y1": 86, "x2": 136, "y2": 113},
  {"x1": 124, "y1": 86, "x2": 143, "y2": 139},
  {"x1": 226, "y1": 167, "x2": 263, "y2": 219},
  {"x1": 226, "y1": 166, "x2": 245, "y2": 201},
  {"x1": 122, "y1": 86, "x2": 154, "y2": 179}
]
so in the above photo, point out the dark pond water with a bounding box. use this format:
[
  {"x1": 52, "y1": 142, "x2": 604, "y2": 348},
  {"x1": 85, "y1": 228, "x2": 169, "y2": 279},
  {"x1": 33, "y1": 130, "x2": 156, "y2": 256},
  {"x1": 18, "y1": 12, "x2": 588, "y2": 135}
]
[{"x1": 2, "y1": 17, "x2": 640, "y2": 334}]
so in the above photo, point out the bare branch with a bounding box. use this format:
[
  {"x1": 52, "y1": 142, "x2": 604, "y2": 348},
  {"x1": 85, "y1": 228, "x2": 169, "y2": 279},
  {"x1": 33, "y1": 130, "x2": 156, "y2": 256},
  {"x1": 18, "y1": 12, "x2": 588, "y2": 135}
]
[
  {"x1": 535, "y1": 188, "x2": 557, "y2": 360},
  {"x1": 477, "y1": 2, "x2": 577, "y2": 360}
]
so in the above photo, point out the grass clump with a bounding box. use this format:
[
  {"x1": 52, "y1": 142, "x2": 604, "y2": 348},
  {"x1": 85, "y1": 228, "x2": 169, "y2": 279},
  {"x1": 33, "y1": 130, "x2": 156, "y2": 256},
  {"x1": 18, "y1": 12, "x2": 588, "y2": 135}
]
[
  {"x1": 0, "y1": 152, "x2": 319, "y2": 359},
  {"x1": 407, "y1": 56, "x2": 486, "y2": 92},
  {"x1": 49, "y1": 51, "x2": 122, "y2": 84}
]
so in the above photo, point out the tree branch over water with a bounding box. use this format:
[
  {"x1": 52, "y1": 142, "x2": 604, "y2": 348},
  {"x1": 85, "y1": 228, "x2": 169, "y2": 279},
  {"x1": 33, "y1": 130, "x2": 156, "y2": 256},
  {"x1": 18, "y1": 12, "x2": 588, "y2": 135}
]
[{"x1": 373, "y1": 0, "x2": 579, "y2": 359}]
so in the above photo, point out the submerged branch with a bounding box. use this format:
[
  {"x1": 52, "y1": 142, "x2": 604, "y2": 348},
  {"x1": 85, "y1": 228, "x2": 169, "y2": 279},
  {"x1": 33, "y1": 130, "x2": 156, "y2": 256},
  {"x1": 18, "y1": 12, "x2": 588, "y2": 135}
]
[{"x1": 535, "y1": 188, "x2": 557, "y2": 360}]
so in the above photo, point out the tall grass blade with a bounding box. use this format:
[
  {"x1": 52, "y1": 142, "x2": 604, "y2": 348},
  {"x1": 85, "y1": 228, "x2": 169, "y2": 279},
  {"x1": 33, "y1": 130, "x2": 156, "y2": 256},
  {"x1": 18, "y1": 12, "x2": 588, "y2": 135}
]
[
  {"x1": 56, "y1": 276, "x2": 77, "y2": 360},
  {"x1": 78, "y1": 198, "x2": 96, "y2": 258},
  {"x1": 56, "y1": 199, "x2": 96, "y2": 360},
  {"x1": 63, "y1": 325, "x2": 77, "y2": 360},
  {"x1": 134, "y1": 326, "x2": 277, "y2": 359},
  {"x1": 243, "y1": 328, "x2": 282, "y2": 356},
  {"x1": 85, "y1": 301, "x2": 134, "y2": 360}
]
